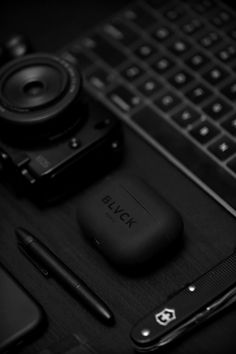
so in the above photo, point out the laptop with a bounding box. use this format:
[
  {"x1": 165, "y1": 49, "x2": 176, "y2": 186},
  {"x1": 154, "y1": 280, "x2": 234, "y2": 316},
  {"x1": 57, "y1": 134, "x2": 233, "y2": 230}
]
[{"x1": 60, "y1": 0, "x2": 236, "y2": 217}]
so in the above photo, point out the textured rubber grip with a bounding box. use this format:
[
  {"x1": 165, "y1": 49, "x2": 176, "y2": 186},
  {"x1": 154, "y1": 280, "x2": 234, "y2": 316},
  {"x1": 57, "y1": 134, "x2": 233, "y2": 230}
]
[{"x1": 131, "y1": 251, "x2": 236, "y2": 351}]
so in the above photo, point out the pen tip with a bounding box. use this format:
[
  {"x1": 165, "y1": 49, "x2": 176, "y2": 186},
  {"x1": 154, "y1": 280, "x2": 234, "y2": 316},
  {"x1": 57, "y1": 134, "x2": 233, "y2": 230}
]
[
  {"x1": 15, "y1": 227, "x2": 34, "y2": 245},
  {"x1": 101, "y1": 308, "x2": 115, "y2": 326},
  {"x1": 107, "y1": 313, "x2": 115, "y2": 326}
]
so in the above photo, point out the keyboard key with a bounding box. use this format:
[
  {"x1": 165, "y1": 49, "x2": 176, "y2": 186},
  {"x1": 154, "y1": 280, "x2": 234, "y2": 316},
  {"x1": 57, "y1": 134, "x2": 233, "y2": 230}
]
[
  {"x1": 152, "y1": 25, "x2": 173, "y2": 43},
  {"x1": 203, "y1": 66, "x2": 229, "y2": 85},
  {"x1": 227, "y1": 27, "x2": 236, "y2": 42},
  {"x1": 185, "y1": 52, "x2": 210, "y2": 71},
  {"x1": 86, "y1": 66, "x2": 115, "y2": 90},
  {"x1": 123, "y1": 5, "x2": 156, "y2": 29},
  {"x1": 171, "y1": 106, "x2": 201, "y2": 128},
  {"x1": 199, "y1": 31, "x2": 222, "y2": 49},
  {"x1": 137, "y1": 77, "x2": 163, "y2": 97},
  {"x1": 181, "y1": 18, "x2": 204, "y2": 35},
  {"x1": 162, "y1": 6, "x2": 186, "y2": 22},
  {"x1": 191, "y1": 1, "x2": 216, "y2": 14},
  {"x1": 107, "y1": 85, "x2": 142, "y2": 112},
  {"x1": 221, "y1": 80, "x2": 236, "y2": 101},
  {"x1": 82, "y1": 34, "x2": 127, "y2": 67},
  {"x1": 208, "y1": 136, "x2": 236, "y2": 160},
  {"x1": 168, "y1": 69, "x2": 194, "y2": 90},
  {"x1": 102, "y1": 20, "x2": 139, "y2": 46},
  {"x1": 210, "y1": 10, "x2": 235, "y2": 28},
  {"x1": 121, "y1": 62, "x2": 145, "y2": 82},
  {"x1": 155, "y1": 90, "x2": 182, "y2": 112},
  {"x1": 146, "y1": 0, "x2": 166, "y2": 10},
  {"x1": 203, "y1": 98, "x2": 233, "y2": 121},
  {"x1": 216, "y1": 44, "x2": 236, "y2": 63},
  {"x1": 134, "y1": 42, "x2": 156, "y2": 60},
  {"x1": 151, "y1": 55, "x2": 175, "y2": 75},
  {"x1": 221, "y1": 115, "x2": 236, "y2": 137},
  {"x1": 227, "y1": 157, "x2": 236, "y2": 174},
  {"x1": 186, "y1": 84, "x2": 213, "y2": 104},
  {"x1": 190, "y1": 120, "x2": 220, "y2": 144},
  {"x1": 168, "y1": 39, "x2": 192, "y2": 56},
  {"x1": 62, "y1": 49, "x2": 93, "y2": 70}
]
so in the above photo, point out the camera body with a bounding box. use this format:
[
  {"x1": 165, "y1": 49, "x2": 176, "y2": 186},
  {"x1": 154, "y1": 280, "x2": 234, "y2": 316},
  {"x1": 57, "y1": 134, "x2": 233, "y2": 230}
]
[{"x1": 0, "y1": 49, "x2": 122, "y2": 201}]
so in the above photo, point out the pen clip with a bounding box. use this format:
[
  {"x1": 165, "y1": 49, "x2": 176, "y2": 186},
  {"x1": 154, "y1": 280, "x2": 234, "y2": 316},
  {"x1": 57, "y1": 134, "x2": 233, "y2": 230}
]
[{"x1": 18, "y1": 243, "x2": 50, "y2": 278}]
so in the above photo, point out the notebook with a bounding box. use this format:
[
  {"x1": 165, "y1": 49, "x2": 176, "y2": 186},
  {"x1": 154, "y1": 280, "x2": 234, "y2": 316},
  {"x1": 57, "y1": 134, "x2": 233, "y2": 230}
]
[{"x1": 61, "y1": 0, "x2": 236, "y2": 217}]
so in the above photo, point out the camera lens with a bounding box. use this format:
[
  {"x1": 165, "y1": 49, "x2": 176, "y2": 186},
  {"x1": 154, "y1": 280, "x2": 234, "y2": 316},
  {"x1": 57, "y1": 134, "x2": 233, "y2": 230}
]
[
  {"x1": 3, "y1": 64, "x2": 67, "y2": 110},
  {"x1": 0, "y1": 53, "x2": 83, "y2": 142},
  {"x1": 23, "y1": 81, "x2": 44, "y2": 96}
]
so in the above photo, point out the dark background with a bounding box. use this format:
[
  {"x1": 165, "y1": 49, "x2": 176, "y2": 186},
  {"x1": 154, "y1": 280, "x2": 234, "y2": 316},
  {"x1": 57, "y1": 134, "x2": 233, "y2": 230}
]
[
  {"x1": 1, "y1": 1, "x2": 236, "y2": 353},
  {"x1": 1, "y1": 1, "x2": 132, "y2": 53}
]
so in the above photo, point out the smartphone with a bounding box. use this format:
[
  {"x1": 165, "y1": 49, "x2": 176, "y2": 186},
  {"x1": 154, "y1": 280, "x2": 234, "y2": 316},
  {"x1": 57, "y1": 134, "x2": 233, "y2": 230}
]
[{"x1": 0, "y1": 263, "x2": 45, "y2": 353}]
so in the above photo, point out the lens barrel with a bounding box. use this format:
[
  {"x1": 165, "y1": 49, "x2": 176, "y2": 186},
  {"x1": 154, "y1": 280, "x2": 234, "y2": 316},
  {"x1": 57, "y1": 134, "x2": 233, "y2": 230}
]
[{"x1": 0, "y1": 53, "x2": 83, "y2": 143}]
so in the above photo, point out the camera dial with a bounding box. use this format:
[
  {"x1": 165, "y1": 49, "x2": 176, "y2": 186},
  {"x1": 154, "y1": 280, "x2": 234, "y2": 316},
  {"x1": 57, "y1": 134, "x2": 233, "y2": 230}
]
[{"x1": 0, "y1": 53, "x2": 84, "y2": 143}]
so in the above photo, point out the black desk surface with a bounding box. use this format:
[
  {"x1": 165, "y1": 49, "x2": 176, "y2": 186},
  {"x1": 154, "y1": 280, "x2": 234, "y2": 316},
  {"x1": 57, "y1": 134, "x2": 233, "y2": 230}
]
[{"x1": 1, "y1": 1, "x2": 236, "y2": 353}]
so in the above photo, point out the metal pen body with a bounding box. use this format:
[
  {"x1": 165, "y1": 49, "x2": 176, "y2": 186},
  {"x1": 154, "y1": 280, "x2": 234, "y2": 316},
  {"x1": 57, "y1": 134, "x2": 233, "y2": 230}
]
[{"x1": 16, "y1": 228, "x2": 114, "y2": 325}]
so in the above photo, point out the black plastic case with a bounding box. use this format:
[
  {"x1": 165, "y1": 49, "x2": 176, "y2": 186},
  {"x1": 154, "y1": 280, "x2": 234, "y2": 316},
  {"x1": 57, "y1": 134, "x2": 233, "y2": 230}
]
[
  {"x1": 0, "y1": 263, "x2": 45, "y2": 352},
  {"x1": 77, "y1": 174, "x2": 183, "y2": 270}
]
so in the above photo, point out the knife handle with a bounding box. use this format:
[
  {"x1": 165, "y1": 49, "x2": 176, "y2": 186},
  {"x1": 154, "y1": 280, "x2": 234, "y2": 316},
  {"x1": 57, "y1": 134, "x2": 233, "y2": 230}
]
[{"x1": 131, "y1": 251, "x2": 236, "y2": 352}]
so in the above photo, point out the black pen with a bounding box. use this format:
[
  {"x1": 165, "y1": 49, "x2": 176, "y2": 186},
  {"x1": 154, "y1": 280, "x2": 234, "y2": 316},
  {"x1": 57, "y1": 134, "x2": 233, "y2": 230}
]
[{"x1": 16, "y1": 227, "x2": 115, "y2": 326}]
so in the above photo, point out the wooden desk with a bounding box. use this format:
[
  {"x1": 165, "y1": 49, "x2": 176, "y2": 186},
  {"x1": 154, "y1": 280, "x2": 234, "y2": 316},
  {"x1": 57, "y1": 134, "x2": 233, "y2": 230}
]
[{"x1": 1, "y1": 1, "x2": 236, "y2": 353}]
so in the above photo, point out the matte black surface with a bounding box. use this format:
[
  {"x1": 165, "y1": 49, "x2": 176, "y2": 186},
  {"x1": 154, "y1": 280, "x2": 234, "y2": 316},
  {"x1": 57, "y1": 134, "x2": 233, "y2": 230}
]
[
  {"x1": 0, "y1": 1, "x2": 236, "y2": 354},
  {"x1": 0, "y1": 263, "x2": 44, "y2": 352},
  {"x1": 77, "y1": 174, "x2": 183, "y2": 269}
]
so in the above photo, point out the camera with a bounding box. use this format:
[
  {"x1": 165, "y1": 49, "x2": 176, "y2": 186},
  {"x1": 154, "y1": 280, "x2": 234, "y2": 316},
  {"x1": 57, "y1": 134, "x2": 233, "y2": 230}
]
[{"x1": 0, "y1": 40, "x2": 122, "y2": 201}]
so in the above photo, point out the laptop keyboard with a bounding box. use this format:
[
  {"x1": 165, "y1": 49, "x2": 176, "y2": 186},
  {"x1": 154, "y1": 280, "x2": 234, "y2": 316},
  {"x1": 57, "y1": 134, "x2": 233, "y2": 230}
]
[{"x1": 62, "y1": 0, "x2": 236, "y2": 216}]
